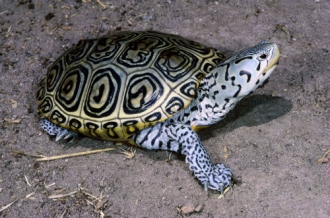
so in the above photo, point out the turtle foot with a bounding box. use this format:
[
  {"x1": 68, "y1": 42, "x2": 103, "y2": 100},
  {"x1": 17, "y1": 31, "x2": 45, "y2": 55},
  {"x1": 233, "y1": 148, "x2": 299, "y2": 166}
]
[
  {"x1": 203, "y1": 163, "x2": 232, "y2": 193},
  {"x1": 39, "y1": 118, "x2": 78, "y2": 141}
]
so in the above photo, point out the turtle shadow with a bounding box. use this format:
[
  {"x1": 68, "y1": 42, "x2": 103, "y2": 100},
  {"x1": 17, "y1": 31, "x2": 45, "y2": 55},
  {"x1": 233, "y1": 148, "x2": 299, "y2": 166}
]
[{"x1": 198, "y1": 94, "x2": 293, "y2": 141}]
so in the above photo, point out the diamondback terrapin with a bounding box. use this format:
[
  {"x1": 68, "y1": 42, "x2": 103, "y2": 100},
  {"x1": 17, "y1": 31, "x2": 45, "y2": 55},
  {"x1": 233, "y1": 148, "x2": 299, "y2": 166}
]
[{"x1": 36, "y1": 31, "x2": 280, "y2": 193}]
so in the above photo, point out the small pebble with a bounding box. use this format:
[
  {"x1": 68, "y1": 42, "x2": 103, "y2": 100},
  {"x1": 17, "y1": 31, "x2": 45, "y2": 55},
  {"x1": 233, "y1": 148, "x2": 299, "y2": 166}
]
[{"x1": 180, "y1": 204, "x2": 195, "y2": 215}]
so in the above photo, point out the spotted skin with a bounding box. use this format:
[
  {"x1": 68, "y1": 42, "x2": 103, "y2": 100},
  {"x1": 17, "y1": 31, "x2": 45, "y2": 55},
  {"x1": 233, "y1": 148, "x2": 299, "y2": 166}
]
[
  {"x1": 40, "y1": 119, "x2": 77, "y2": 141},
  {"x1": 133, "y1": 121, "x2": 232, "y2": 191},
  {"x1": 134, "y1": 40, "x2": 280, "y2": 192},
  {"x1": 39, "y1": 38, "x2": 280, "y2": 193}
]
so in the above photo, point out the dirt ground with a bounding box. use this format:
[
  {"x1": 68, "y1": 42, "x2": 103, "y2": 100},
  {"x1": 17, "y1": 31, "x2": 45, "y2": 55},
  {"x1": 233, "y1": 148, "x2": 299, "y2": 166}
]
[{"x1": 0, "y1": 0, "x2": 329, "y2": 217}]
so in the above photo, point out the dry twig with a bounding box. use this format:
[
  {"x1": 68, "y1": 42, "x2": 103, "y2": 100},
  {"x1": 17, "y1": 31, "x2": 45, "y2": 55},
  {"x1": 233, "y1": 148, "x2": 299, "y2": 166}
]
[
  {"x1": 317, "y1": 149, "x2": 330, "y2": 163},
  {"x1": 96, "y1": 0, "x2": 106, "y2": 9},
  {"x1": 119, "y1": 147, "x2": 136, "y2": 159},
  {"x1": 275, "y1": 24, "x2": 292, "y2": 43},
  {"x1": 36, "y1": 148, "x2": 115, "y2": 162},
  {"x1": 24, "y1": 175, "x2": 32, "y2": 187},
  {"x1": 48, "y1": 191, "x2": 78, "y2": 199},
  {"x1": 0, "y1": 199, "x2": 17, "y2": 212}
]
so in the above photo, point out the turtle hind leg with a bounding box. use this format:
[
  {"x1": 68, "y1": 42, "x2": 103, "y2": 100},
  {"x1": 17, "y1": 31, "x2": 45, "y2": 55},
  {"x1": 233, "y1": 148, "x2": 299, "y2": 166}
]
[
  {"x1": 39, "y1": 118, "x2": 78, "y2": 142},
  {"x1": 133, "y1": 121, "x2": 232, "y2": 192}
]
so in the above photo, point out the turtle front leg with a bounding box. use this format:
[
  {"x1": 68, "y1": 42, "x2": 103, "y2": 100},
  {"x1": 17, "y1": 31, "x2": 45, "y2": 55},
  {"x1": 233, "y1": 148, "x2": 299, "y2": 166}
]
[{"x1": 133, "y1": 121, "x2": 232, "y2": 193}]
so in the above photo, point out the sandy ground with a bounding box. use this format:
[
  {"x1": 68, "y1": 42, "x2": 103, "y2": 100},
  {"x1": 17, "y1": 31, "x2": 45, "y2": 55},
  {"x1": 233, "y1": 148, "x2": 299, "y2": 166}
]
[{"x1": 0, "y1": 0, "x2": 329, "y2": 217}]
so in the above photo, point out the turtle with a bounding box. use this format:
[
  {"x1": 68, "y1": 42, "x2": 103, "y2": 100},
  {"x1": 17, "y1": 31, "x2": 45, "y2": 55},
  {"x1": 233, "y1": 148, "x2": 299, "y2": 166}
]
[{"x1": 36, "y1": 31, "x2": 280, "y2": 193}]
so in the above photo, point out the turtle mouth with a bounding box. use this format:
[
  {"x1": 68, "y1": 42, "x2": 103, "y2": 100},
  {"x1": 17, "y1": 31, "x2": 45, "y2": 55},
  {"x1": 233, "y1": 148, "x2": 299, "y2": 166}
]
[
  {"x1": 258, "y1": 64, "x2": 277, "y2": 88},
  {"x1": 264, "y1": 43, "x2": 280, "y2": 72},
  {"x1": 256, "y1": 43, "x2": 279, "y2": 86}
]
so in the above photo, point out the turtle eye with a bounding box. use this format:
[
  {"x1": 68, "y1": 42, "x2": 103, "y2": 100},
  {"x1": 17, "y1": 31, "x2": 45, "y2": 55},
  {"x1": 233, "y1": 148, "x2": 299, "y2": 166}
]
[{"x1": 259, "y1": 54, "x2": 267, "y2": 60}]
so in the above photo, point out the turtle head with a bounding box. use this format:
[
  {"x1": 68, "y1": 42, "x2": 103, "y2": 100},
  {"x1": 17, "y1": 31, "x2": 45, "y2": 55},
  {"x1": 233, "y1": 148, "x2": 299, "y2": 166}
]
[{"x1": 218, "y1": 40, "x2": 280, "y2": 97}]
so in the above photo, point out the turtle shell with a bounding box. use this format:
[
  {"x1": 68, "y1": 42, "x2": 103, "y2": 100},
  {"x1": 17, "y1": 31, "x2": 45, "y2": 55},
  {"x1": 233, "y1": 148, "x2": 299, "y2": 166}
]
[{"x1": 36, "y1": 31, "x2": 224, "y2": 141}]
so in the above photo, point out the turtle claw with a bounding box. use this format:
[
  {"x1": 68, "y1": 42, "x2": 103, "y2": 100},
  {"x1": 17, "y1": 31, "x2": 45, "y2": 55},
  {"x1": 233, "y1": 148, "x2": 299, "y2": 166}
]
[
  {"x1": 64, "y1": 132, "x2": 75, "y2": 140},
  {"x1": 229, "y1": 182, "x2": 233, "y2": 191},
  {"x1": 55, "y1": 128, "x2": 77, "y2": 142},
  {"x1": 55, "y1": 128, "x2": 69, "y2": 141},
  {"x1": 219, "y1": 183, "x2": 224, "y2": 196},
  {"x1": 204, "y1": 163, "x2": 232, "y2": 194},
  {"x1": 204, "y1": 182, "x2": 208, "y2": 192}
]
